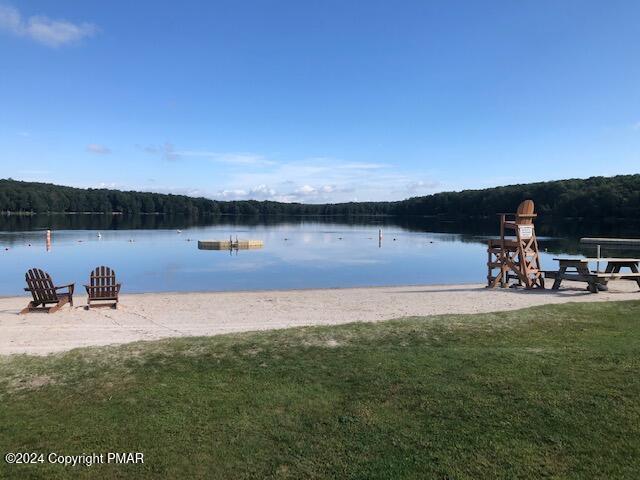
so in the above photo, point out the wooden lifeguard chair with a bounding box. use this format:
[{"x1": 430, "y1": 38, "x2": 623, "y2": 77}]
[{"x1": 487, "y1": 200, "x2": 544, "y2": 289}]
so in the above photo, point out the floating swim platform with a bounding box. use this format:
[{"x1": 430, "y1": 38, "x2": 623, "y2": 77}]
[
  {"x1": 581, "y1": 237, "x2": 640, "y2": 246},
  {"x1": 198, "y1": 240, "x2": 264, "y2": 250}
]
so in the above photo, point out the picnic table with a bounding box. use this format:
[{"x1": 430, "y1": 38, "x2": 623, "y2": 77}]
[{"x1": 545, "y1": 258, "x2": 640, "y2": 293}]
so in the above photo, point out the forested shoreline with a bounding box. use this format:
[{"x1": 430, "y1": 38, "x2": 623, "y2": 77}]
[{"x1": 1, "y1": 174, "x2": 639, "y2": 218}]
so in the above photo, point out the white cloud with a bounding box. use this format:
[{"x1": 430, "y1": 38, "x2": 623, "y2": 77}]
[
  {"x1": 0, "y1": 4, "x2": 98, "y2": 47},
  {"x1": 174, "y1": 151, "x2": 275, "y2": 166},
  {"x1": 141, "y1": 144, "x2": 272, "y2": 165},
  {"x1": 212, "y1": 181, "x2": 357, "y2": 203},
  {"x1": 135, "y1": 147, "x2": 443, "y2": 203},
  {"x1": 216, "y1": 185, "x2": 279, "y2": 201},
  {"x1": 336, "y1": 162, "x2": 388, "y2": 170},
  {"x1": 405, "y1": 180, "x2": 440, "y2": 195},
  {"x1": 288, "y1": 184, "x2": 353, "y2": 202},
  {"x1": 86, "y1": 143, "x2": 111, "y2": 155},
  {"x1": 0, "y1": 4, "x2": 21, "y2": 32},
  {"x1": 296, "y1": 184, "x2": 316, "y2": 195},
  {"x1": 95, "y1": 182, "x2": 118, "y2": 189},
  {"x1": 249, "y1": 184, "x2": 276, "y2": 197},
  {"x1": 217, "y1": 189, "x2": 248, "y2": 199},
  {"x1": 222, "y1": 157, "x2": 419, "y2": 203},
  {"x1": 141, "y1": 142, "x2": 179, "y2": 161}
]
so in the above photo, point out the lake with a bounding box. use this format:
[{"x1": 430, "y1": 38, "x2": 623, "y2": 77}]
[{"x1": 2, "y1": 215, "x2": 639, "y2": 296}]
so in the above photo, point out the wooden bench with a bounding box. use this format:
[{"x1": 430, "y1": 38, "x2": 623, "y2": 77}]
[
  {"x1": 546, "y1": 258, "x2": 640, "y2": 293},
  {"x1": 544, "y1": 269, "x2": 606, "y2": 293}
]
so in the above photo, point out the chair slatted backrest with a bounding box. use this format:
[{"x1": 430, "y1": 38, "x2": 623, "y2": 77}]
[
  {"x1": 25, "y1": 268, "x2": 58, "y2": 303},
  {"x1": 90, "y1": 266, "x2": 117, "y2": 298},
  {"x1": 515, "y1": 200, "x2": 536, "y2": 225}
]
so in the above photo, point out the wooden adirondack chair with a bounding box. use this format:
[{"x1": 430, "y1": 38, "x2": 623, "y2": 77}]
[
  {"x1": 487, "y1": 200, "x2": 544, "y2": 289},
  {"x1": 85, "y1": 266, "x2": 121, "y2": 309},
  {"x1": 21, "y1": 268, "x2": 74, "y2": 314}
]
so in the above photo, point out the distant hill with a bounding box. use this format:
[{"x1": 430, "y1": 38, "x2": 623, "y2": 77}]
[
  {"x1": 393, "y1": 174, "x2": 640, "y2": 219},
  {"x1": 0, "y1": 178, "x2": 390, "y2": 216},
  {"x1": 1, "y1": 174, "x2": 639, "y2": 218}
]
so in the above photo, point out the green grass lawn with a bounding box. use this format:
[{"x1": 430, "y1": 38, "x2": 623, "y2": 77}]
[{"x1": 1, "y1": 301, "x2": 639, "y2": 479}]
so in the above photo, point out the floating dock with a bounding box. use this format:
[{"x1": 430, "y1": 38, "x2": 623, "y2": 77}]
[
  {"x1": 198, "y1": 240, "x2": 264, "y2": 250},
  {"x1": 580, "y1": 238, "x2": 640, "y2": 246}
]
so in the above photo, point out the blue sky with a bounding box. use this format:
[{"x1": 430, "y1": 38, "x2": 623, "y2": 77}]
[{"x1": 1, "y1": 1, "x2": 639, "y2": 203}]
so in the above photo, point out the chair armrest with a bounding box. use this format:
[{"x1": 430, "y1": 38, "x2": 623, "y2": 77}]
[{"x1": 55, "y1": 283, "x2": 74, "y2": 295}]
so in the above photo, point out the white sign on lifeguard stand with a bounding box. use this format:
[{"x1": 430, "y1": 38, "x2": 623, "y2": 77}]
[{"x1": 518, "y1": 225, "x2": 534, "y2": 240}]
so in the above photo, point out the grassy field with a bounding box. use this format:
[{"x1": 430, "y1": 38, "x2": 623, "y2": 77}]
[{"x1": 1, "y1": 301, "x2": 639, "y2": 479}]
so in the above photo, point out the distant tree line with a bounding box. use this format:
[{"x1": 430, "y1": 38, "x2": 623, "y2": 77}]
[
  {"x1": 393, "y1": 174, "x2": 640, "y2": 218},
  {"x1": 1, "y1": 174, "x2": 639, "y2": 218},
  {"x1": 0, "y1": 179, "x2": 393, "y2": 216}
]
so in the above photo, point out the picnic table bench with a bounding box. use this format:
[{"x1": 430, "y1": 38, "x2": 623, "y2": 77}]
[{"x1": 545, "y1": 258, "x2": 640, "y2": 293}]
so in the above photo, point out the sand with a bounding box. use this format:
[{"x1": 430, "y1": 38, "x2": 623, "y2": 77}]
[{"x1": 1, "y1": 282, "x2": 638, "y2": 356}]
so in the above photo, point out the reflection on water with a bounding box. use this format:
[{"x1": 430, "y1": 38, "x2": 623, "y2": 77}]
[{"x1": 1, "y1": 214, "x2": 639, "y2": 295}]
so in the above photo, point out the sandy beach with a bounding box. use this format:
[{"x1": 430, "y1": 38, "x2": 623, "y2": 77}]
[{"x1": 1, "y1": 282, "x2": 638, "y2": 356}]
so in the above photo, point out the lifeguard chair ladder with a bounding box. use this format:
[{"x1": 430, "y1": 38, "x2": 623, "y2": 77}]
[{"x1": 487, "y1": 200, "x2": 544, "y2": 289}]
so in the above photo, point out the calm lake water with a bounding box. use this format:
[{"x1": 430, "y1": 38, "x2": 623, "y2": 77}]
[{"x1": 1, "y1": 215, "x2": 639, "y2": 296}]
